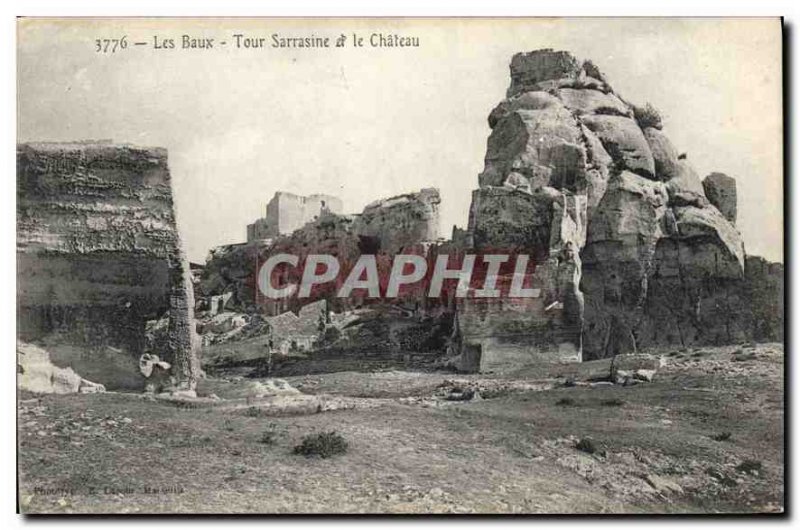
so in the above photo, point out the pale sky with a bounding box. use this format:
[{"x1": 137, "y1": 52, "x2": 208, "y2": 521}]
[{"x1": 17, "y1": 18, "x2": 783, "y2": 263}]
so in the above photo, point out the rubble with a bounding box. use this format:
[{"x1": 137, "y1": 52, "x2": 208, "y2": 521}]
[{"x1": 17, "y1": 341, "x2": 105, "y2": 395}]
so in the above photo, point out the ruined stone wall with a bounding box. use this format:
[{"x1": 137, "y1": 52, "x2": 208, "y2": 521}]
[
  {"x1": 247, "y1": 217, "x2": 273, "y2": 242},
  {"x1": 246, "y1": 192, "x2": 343, "y2": 243},
  {"x1": 17, "y1": 142, "x2": 198, "y2": 389},
  {"x1": 268, "y1": 192, "x2": 343, "y2": 236}
]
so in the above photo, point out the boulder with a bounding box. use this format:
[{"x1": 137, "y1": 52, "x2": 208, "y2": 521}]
[
  {"x1": 643, "y1": 127, "x2": 680, "y2": 181},
  {"x1": 79, "y1": 379, "x2": 106, "y2": 394},
  {"x1": 582, "y1": 115, "x2": 656, "y2": 179},
  {"x1": 665, "y1": 160, "x2": 707, "y2": 206},
  {"x1": 611, "y1": 353, "x2": 662, "y2": 383},
  {"x1": 139, "y1": 353, "x2": 173, "y2": 393},
  {"x1": 479, "y1": 107, "x2": 587, "y2": 191},
  {"x1": 17, "y1": 341, "x2": 104, "y2": 394},
  {"x1": 703, "y1": 172, "x2": 738, "y2": 224},
  {"x1": 671, "y1": 205, "x2": 745, "y2": 275}
]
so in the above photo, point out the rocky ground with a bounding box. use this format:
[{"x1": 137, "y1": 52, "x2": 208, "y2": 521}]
[{"x1": 18, "y1": 343, "x2": 783, "y2": 514}]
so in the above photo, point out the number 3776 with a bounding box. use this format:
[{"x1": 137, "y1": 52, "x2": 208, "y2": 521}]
[{"x1": 95, "y1": 37, "x2": 128, "y2": 53}]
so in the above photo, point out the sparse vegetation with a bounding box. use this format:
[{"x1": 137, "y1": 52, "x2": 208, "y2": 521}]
[
  {"x1": 595, "y1": 106, "x2": 626, "y2": 117},
  {"x1": 293, "y1": 431, "x2": 348, "y2": 459},
  {"x1": 259, "y1": 430, "x2": 277, "y2": 445},
  {"x1": 556, "y1": 397, "x2": 578, "y2": 407},
  {"x1": 633, "y1": 102, "x2": 663, "y2": 129},
  {"x1": 244, "y1": 406, "x2": 265, "y2": 417},
  {"x1": 601, "y1": 398, "x2": 625, "y2": 407},
  {"x1": 736, "y1": 459, "x2": 764, "y2": 476}
]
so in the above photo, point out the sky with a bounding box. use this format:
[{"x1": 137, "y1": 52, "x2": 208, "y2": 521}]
[{"x1": 17, "y1": 17, "x2": 783, "y2": 263}]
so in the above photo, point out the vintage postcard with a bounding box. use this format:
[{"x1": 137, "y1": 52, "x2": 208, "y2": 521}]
[{"x1": 16, "y1": 17, "x2": 784, "y2": 514}]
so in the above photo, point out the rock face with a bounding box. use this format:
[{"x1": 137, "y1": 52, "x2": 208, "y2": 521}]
[
  {"x1": 17, "y1": 142, "x2": 199, "y2": 390},
  {"x1": 703, "y1": 172, "x2": 738, "y2": 223},
  {"x1": 462, "y1": 49, "x2": 779, "y2": 364},
  {"x1": 582, "y1": 115, "x2": 656, "y2": 179}
]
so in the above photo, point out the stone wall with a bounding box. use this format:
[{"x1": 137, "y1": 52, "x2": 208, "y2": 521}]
[{"x1": 17, "y1": 142, "x2": 198, "y2": 390}]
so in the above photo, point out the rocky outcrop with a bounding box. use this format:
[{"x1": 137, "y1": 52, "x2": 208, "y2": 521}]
[
  {"x1": 703, "y1": 172, "x2": 738, "y2": 223},
  {"x1": 17, "y1": 142, "x2": 198, "y2": 390},
  {"x1": 462, "y1": 49, "x2": 775, "y2": 364}
]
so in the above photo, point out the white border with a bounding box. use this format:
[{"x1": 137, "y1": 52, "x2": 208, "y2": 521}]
[{"x1": 4, "y1": 1, "x2": 796, "y2": 529}]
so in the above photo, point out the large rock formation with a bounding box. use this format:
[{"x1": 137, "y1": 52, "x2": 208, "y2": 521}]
[
  {"x1": 462, "y1": 49, "x2": 778, "y2": 363},
  {"x1": 17, "y1": 142, "x2": 199, "y2": 391}
]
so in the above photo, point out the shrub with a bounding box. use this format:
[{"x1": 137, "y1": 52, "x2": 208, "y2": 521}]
[
  {"x1": 633, "y1": 102, "x2": 663, "y2": 129},
  {"x1": 576, "y1": 437, "x2": 597, "y2": 454},
  {"x1": 736, "y1": 459, "x2": 763, "y2": 475},
  {"x1": 711, "y1": 431, "x2": 732, "y2": 442},
  {"x1": 259, "y1": 430, "x2": 277, "y2": 445},
  {"x1": 244, "y1": 406, "x2": 264, "y2": 417},
  {"x1": 600, "y1": 398, "x2": 625, "y2": 407},
  {"x1": 293, "y1": 431, "x2": 348, "y2": 459},
  {"x1": 556, "y1": 397, "x2": 578, "y2": 407}
]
